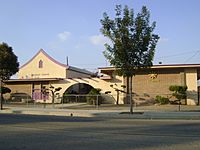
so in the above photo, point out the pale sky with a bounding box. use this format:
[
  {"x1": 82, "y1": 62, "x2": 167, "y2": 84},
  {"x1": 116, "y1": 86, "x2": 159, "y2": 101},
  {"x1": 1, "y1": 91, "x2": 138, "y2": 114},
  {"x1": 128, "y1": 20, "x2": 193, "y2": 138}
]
[{"x1": 1, "y1": 0, "x2": 200, "y2": 72}]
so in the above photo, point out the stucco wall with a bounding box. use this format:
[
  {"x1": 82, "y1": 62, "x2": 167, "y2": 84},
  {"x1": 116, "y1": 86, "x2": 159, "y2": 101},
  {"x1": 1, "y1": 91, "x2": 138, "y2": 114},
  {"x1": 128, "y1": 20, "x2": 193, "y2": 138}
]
[
  {"x1": 18, "y1": 52, "x2": 66, "y2": 79},
  {"x1": 5, "y1": 83, "x2": 32, "y2": 98},
  {"x1": 50, "y1": 76, "x2": 124, "y2": 104},
  {"x1": 185, "y1": 68, "x2": 198, "y2": 105}
]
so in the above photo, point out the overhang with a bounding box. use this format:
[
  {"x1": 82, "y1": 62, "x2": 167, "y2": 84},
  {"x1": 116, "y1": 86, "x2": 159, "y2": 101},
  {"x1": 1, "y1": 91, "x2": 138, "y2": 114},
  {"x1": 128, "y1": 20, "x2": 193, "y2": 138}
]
[
  {"x1": 4, "y1": 78, "x2": 64, "y2": 83},
  {"x1": 99, "y1": 64, "x2": 200, "y2": 79}
]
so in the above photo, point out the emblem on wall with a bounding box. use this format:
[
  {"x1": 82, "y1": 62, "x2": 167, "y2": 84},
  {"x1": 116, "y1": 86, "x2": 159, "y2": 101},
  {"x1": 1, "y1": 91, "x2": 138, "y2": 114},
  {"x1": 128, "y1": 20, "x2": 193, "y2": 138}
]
[{"x1": 149, "y1": 72, "x2": 158, "y2": 80}]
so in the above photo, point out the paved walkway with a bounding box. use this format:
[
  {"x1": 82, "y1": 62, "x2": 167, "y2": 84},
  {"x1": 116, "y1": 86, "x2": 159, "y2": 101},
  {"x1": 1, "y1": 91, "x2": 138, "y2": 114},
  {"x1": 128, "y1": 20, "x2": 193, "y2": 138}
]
[{"x1": 1, "y1": 103, "x2": 200, "y2": 119}]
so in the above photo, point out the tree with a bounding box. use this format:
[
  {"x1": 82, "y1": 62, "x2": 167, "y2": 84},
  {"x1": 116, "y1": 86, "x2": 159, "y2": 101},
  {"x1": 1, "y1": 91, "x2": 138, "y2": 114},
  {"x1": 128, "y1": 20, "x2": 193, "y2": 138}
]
[
  {"x1": 87, "y1": 88, "x2": 102, "y2": 105},
  {"x1": 169, "y1": 85, "x2": 187, "y2": 110},
  {"x1": 0, "y1": 42, "x2": 19, "y2": 110},
  {"x1": 110, "y1": 84, "x2": 126, "y2": 105},
  {"x1": 169, "y1": 85, "x2": 187, "y2": 101},
  {"x1": 48, "y1": 85, "x2": 62, "y2": 107},
  {"x1": 100, "y1": 5, "x2": 159, "y2": 113},
  {"x1": 0, "y1": 87, "x2": 11, "y2": 104},
  {"x1": 1, "y1": 87, "x2": 11, "y2": 94}
]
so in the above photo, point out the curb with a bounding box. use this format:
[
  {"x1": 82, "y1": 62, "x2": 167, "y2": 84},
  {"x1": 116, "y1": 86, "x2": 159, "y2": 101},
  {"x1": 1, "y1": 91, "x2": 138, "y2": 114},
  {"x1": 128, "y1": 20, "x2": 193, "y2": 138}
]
[
  {"x1": 0, "y1": 109, "x2": 94, "y2": 117},
  {"x1": 1, "y1": 108, "x2": 200, "y2": 120}
]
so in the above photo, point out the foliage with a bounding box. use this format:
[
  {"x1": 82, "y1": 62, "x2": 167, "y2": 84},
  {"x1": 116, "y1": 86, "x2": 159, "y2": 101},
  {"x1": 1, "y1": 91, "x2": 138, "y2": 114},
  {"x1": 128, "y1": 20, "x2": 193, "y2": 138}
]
[
  {"x1": 1, "y1": 87, "x2": 11, "y2": 94},
  {"x1": 87, "y1": 88, "x2": 102, "y2": 105},
  {"x1": 88, "y1": 88, "x2": 101, "y2": 95},
  {"x1": 169, "y1": 85, "x2": 187, "y2": 100},
  {"x1": 155, "y1": 95, "x2": 169, "y2": 105},
  {"x1": 0, "y1": 42, "x2": 19, "y2": 80},
  {"x1": 100, "y1": 5, "x2": 159, "y2": 113},
  {"x1": 100, "y1": 5, "x2": 159, "y2": 77}
]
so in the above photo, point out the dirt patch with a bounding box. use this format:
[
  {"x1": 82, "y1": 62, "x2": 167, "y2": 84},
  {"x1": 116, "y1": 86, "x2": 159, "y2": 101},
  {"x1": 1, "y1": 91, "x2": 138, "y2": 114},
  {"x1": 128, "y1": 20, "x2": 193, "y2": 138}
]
[{"x1": 120, "y1": 112, "x2": 144, "y2": 115}]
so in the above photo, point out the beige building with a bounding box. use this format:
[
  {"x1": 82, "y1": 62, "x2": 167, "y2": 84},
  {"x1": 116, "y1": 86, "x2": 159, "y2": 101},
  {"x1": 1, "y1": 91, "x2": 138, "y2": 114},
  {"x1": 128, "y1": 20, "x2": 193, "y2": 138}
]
[
  {"x1": 4, "y1": 49, "x2": 200, "y2": 105},
  {"x1": 99, "y1": 64, "x2": 200, "y2": 105},
  {"x1": 18, "y1": 49, "x2": 92, "y2": 79},
  {"x1": 5, "y1": 49, "x2": 96, "y2": 103}
]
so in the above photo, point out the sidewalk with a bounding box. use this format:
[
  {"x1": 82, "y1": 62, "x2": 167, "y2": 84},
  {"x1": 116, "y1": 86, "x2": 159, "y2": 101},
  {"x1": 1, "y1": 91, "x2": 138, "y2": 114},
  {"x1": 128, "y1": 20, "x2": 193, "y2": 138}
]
[
  {"x1": 1, "y1": 104, "x2": 200, "y2": 120},
  {"x1": 0, "y1": 106, "x2": 120, "y2": 118}
]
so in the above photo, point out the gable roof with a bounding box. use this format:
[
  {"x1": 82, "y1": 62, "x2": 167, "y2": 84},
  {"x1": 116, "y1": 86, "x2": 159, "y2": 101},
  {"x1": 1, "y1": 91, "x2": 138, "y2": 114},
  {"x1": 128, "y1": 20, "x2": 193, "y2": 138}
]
[
  {"x1": 19, "y1": 49, "x2": 94, "y2": 75},
  {"x1": 20, "y1": 49, "x2": 68, "y2": 69}
]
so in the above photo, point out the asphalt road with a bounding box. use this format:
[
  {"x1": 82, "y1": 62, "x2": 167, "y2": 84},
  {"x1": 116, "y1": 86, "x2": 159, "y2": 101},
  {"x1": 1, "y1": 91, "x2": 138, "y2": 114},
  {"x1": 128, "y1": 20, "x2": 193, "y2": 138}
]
[{"x1": 0, "y1": 114, "x2": 200, "y2": 150}]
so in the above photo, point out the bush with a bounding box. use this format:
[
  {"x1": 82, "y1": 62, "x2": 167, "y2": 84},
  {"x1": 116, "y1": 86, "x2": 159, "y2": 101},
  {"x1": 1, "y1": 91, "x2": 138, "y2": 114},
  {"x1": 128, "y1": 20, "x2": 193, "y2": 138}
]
[
  {"x1": 155, "y1": 95, "x2": 169, "y2": 105},
  {"x1": 169, "y1": 85, "x2": 187, "y2": 102},
  {"x1": 87, "y1": 88, "x2": 102, "y2": 105},
  {"x1": 169, "y1": 85, "x2": 187, "y2": 93}
]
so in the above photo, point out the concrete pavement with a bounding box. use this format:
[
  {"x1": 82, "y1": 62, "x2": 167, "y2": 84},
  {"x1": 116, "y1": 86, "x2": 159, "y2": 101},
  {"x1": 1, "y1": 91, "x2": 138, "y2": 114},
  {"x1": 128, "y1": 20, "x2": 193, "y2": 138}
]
[{"x1": 1, "y1": 103, "x2": 200, "y2": 119}]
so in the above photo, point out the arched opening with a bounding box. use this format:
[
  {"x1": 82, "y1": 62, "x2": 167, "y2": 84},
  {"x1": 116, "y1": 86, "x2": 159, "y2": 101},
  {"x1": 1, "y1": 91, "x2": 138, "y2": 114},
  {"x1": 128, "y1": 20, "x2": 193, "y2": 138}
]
[
  {"x1": 38, "y1": 60, "x2": 43, "y2": 68},
  {"x1": 63, "y1": 83, "x2": 94, "y2": 103}
]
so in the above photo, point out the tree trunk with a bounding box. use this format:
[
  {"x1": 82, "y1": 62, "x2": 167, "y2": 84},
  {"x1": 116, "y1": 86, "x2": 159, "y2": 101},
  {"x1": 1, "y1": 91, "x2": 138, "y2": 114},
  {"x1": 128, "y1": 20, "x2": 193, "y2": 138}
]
[
  {"x1": 126, "y1": 77, "x2": 129, "y2": 104},
  {"x1": 130, "y1": 75, "x2": 133, "y2": 114},
  {"x1": 116, "y1": 90, "x2": 119, "y2": 105},
  {"x1": 0, "y1": 79, "x2": 3, "y2": 110},
  {"x1": 52, "y1": 91, "x2": 55, "y2": 108}
]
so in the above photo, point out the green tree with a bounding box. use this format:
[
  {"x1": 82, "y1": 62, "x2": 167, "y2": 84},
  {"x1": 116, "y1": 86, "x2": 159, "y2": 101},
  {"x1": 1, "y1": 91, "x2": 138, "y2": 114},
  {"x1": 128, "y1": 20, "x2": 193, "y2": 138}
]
[
  {"x1": 0, "y1": 87, "x2": 11, "y2": 104},
  {"x1": 87, "y1": 88, "x2": 102, "y2": 105},
  {"x1": 0, "y1": 42, "x2": 19, "y2": 109},
  {"x1": 1, "y1": 87, "x2": 11, "y2": 94},
  {"x1": 169, "y1": 85, "x2": 188, "y2": 103},
  {"x1": 100, "y1": 5, "x2": 159, "y2": 113},
  {"x1": 47, "y1": 85, "x2": 62, "y2": 107}
]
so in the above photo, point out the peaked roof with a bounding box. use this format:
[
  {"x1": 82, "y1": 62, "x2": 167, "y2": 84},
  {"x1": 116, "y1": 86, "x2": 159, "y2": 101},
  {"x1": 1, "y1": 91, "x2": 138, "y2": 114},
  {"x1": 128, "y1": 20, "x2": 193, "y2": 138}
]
[
  {"x1": 20, "y1": 49, "x2": 68, "y2": 69},
  {"x1": 19, "y1": 49, "x2": 93, "y2": 75}
]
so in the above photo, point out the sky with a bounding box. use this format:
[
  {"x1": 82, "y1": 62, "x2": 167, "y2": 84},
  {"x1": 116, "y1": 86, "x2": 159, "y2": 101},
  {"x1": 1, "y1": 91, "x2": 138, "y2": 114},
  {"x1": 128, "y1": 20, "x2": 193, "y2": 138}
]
[{"x1": 1, "y1": 0, "x2": 200, "y2": 72}]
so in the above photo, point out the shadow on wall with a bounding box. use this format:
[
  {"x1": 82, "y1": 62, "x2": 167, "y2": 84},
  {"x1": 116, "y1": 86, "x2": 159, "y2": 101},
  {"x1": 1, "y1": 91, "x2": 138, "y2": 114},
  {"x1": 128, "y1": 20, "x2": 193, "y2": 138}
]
[
  {"x1": 101, "y1": 93, "x2": 116, "y2": 104},
  {"x1": 4, "y1": 92, "x2": 33, "y2": 103},
  {"x1": 122, "y1": 90, "x2": 199, "y2": 106},
  {"x1": 123, "y1": 93, "x2": 155, "y2": 106},
  {"x1": 187, "y1": 90, "x2": 199, "y2": 105}
]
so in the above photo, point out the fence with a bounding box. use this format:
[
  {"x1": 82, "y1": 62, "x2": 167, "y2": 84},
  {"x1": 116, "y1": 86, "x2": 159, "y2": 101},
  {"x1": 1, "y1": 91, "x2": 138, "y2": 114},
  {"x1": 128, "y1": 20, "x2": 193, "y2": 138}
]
[
  {"x1": 3, "y1": 93, "x2": 114, "y2": 108},
  {"x1": 3, "y1": 92, "x2": 200, "y2": 109}
]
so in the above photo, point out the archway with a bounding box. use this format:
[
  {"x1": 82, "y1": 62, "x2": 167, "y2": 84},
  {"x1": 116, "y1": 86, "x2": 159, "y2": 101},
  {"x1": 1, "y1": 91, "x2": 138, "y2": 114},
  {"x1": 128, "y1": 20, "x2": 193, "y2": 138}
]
[{"x1": 63, "y1": 83, "x2": 94, "y2": 103}]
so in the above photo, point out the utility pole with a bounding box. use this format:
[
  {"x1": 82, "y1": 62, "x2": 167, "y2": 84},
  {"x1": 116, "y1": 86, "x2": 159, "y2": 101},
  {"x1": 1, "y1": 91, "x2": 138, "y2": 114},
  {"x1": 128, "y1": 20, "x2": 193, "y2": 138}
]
[{"x1": 66, "y1": 56, "x2": 69, "y2": 66}]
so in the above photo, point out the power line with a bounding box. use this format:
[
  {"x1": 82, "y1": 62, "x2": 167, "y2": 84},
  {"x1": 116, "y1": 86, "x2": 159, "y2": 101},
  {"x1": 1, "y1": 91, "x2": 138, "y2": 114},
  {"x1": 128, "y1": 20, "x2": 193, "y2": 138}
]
[
  {"x1": 184, "y1": 50, "x2": 200, "y2": 63},
  {"x1": 155, "y1": 50, "x2": 199, "y2": 59},
  {"x1": 155, "y1": 50, "x2": 200, "y2": 63}
]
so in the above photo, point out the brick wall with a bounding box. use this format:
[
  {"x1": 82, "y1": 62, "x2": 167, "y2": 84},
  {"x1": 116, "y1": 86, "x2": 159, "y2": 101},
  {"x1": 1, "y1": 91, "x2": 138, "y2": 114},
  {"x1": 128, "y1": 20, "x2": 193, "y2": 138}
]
[{"x1": 123, "y1": 68, "x2": 185, "y2": 103}]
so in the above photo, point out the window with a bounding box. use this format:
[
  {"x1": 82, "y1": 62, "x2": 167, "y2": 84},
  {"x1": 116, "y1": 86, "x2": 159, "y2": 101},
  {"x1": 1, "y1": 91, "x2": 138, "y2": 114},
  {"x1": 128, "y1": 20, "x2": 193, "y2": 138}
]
[{"x1": 39, "y1": 60, "x2": 43, "y2": 68}]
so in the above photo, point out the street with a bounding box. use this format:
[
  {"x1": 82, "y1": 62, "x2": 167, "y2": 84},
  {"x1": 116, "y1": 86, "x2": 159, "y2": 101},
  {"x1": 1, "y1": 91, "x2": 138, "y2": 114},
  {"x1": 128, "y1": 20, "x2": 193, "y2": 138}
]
[{"x1": 0, "y1": 114, "x2": 200, "y2": 150}]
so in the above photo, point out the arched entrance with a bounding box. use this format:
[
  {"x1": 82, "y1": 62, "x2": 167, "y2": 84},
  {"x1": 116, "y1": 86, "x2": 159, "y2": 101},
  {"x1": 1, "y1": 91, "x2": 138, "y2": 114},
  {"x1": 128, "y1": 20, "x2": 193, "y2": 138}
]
[{"x1": 63, "y1": 83, "x2": 94, "y2": 103}]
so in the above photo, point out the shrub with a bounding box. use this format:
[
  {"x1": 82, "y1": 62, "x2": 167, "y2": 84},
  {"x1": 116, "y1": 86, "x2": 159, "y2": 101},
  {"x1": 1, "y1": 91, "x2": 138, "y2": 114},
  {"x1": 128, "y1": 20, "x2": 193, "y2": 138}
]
[
  {"x1": 169, "y1": 85, "x2": 187, "y2": 101},
  {"x1": 87, "y1": 88, "x2": 102, "y2": 105},
  {"x1": 155, "y1": 95, "x2": 169, "y2": 105}
]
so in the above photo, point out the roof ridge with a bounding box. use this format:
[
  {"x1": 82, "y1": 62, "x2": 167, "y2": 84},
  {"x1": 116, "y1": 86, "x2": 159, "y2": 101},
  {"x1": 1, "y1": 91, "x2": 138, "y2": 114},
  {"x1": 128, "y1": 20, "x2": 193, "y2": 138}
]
[{"x1": 20, "y1": 49, "x2": 68, "y2": 69}]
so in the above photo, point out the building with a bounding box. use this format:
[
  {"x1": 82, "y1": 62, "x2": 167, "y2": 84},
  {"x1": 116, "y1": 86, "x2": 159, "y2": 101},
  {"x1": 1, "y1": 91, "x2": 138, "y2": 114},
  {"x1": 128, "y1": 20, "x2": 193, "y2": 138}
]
[
  {"x1": 5, "y1": 49, "x2": 95, "y2": 103},
  {"x1": 99, "y1": 64, "x2": 200, "y2": 105},
  {"x1": 4, "y1": 49, "x2": 200, "y2": 105},
  {"x1": 18, "y1": 49, "x2": 92, "y2": 79}
]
